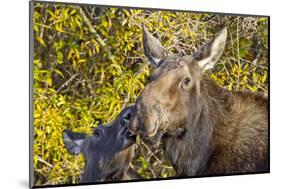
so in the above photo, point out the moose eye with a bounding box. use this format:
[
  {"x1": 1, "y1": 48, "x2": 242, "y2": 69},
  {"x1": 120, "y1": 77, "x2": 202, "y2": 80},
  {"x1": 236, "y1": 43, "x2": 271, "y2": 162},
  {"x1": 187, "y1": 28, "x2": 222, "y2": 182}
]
[
  {"x1": 183, "y1": 77, "x2": 190, "y2": 85},
  {"x1": 124, "y1": 113, "x2": 131, "y2": 121},
  {"x1": 94, "y1": 128, "x2": 103, "y2": 137}
]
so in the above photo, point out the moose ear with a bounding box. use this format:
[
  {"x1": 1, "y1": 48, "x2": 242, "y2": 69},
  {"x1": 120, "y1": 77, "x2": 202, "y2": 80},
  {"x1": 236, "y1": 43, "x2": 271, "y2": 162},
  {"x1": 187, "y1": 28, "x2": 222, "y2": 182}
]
[
  {"x1": 62, "y1": 130, "x2": 87, "y2": 155},
  {"x1": 142, "y1": 25, "x2": 169, "y2": 67},
  {"x1": 193, "y1": 27, "x2": 227, "y2": 71}
]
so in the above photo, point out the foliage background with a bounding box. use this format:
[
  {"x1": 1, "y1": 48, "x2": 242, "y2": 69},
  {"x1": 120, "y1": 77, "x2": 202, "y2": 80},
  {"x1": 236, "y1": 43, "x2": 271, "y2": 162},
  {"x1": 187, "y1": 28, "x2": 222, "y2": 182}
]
[{"x1": 33, "y1": 2, "x2": 268, "y2": 186}]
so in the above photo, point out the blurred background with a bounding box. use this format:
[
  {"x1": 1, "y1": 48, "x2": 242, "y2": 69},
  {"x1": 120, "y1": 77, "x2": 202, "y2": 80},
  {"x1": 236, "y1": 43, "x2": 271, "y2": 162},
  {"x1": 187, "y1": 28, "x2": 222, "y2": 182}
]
[{"x1": 32, "y1": 2, "x2": 268, "y2": 186}]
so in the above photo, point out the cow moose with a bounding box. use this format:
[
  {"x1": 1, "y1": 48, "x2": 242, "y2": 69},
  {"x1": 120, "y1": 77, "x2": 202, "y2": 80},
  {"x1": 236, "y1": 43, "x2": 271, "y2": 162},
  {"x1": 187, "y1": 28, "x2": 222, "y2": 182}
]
[
  {"x1": 129, "y1": 26, "x2": 268, "y2": 177},
  {"x1": 63, "y1": 106, "x2": 139, "y2": 183}
]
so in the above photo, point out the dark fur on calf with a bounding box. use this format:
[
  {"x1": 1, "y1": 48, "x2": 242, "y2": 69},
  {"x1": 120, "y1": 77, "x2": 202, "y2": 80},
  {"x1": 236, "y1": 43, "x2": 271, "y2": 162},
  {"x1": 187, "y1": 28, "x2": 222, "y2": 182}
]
[{"x1": 63, "y1": 106, "x2": 139, "y2": 183}]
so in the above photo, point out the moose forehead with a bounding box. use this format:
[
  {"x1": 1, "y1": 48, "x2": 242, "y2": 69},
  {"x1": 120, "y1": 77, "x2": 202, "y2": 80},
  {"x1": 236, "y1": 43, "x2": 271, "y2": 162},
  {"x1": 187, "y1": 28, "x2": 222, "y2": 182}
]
[{"x1": 150, "y1": 55, "x2": 199, "y2": 81}]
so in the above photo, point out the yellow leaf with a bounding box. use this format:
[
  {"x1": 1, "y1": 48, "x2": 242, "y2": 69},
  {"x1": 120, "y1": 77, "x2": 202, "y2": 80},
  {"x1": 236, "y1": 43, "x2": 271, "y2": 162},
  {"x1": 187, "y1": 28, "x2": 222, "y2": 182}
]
[
  {"x1": 95, "y1": 44, "x2": 100, "y2": 53},
  {"x1": 78, "y1": 59, "x2": 86, "y2": 64},
  {"x1": 70, "y1": 9, "x2": 77, "y2": 15},
  {"x1": 47, "y1": 78, "x2": 52, "y2": 87},
  {"x1": 123, "y1": 9, "x2": 130, "y2": 17},
  {"x1": 54, "y1": 69, "x2": 64, "y2": 78},
  {"x1": 35, "y1": 36, "x2": 46, "y2": 47}
]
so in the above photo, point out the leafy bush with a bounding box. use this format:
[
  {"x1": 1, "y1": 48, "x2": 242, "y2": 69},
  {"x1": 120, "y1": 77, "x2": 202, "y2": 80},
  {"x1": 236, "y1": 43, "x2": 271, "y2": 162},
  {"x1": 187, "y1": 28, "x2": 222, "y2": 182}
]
[{"x1": 33, "y1": 2, "x2": 268, "y2": 185}]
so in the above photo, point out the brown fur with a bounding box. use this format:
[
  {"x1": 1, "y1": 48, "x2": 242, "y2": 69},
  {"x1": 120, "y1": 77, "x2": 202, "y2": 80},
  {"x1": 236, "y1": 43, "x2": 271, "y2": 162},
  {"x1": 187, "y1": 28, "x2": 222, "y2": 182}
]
[
  {"x1": 130, "y1": 26, "x2": 268, "y2": 177},
  {"x1": 163, "y1": 76, "x2": 268, "y2": 176}
]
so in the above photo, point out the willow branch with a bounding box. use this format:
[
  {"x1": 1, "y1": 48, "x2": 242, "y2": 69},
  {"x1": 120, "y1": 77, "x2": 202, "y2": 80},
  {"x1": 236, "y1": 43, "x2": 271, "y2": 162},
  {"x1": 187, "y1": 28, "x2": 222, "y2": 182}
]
[
  {"x1": 75, "y1": 6, "x2": 115, "y2": 62},
  {"x1": 76, "y1": 6, "x2": 106, "y2": 47}
]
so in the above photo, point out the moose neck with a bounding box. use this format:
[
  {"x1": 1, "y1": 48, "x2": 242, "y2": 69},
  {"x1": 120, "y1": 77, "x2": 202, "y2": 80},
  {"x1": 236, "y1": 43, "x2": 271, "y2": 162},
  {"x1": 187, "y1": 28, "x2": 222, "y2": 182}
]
[{"x1": 164, "y1": 75, "x2": 231, "y2": 176}]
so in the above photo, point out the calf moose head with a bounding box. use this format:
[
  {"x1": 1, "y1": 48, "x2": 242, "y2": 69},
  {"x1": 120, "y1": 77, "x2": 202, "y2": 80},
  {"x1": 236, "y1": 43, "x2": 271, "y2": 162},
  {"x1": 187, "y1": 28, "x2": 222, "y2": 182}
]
[
  {"x1": 130, "y1": 26, "x2": 227, "y2": 138},
  {"x1": 63, "y1": 106, "x2": 136, "y2": 183}
]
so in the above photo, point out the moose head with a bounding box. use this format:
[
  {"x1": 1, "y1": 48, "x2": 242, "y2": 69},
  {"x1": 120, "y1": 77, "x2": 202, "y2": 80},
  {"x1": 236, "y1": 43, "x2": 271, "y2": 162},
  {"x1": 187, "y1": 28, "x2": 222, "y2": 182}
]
[
  {"x1": 63, "y1": 106, "x2": 136, "y2": 183},
  {"x1": 129, "y1": 26, "x2": 227, "y2": 139}
]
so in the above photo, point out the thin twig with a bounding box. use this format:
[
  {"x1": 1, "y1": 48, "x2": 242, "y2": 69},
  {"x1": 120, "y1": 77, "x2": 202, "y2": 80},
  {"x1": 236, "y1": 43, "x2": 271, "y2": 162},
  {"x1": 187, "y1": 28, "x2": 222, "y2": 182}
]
[
  {"x1": 138, "y1": 142, "x2": 157, "y2": 178},
  {"x1": 36, "y1": 156, "x2": 54, "y2": 168},
  {"x1": 141, "y1": 141, "x2": 163, "y2": 164},
  {"x1": 40, "y1": 5, "x2": 49, "y2": 39},
  {"x1": 56, "y1": 73, "x2": 79, "y2": 93},
  {"x1": 236, "y1": 17, "x2": 241, "y2": 89},
  {"x1": 75, "y1": 6, "x2": 106, "y2": 47},
  {"x1": 133, "y1": 62, "x2": 148, "y2": 77}
]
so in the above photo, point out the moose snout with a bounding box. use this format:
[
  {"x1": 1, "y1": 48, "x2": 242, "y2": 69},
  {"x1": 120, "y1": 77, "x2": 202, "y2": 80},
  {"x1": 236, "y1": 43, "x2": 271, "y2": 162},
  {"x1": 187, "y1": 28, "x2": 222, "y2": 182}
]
[
  {"x1": 127, "y1": 100, "x2": 160, "y2": 138},
  {"x1": 128, "y1": 112, "x2": 159, "y2": 139}
]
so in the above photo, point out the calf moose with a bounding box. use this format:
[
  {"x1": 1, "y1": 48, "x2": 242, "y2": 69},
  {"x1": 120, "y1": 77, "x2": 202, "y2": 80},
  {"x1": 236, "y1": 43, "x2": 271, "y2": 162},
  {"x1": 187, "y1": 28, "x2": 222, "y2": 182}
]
[
  {"x1": 63, "y1": 106, "x2": 139, "y2": 183},
  {"x1": 129, "y1": 26, "x2": 268, "y2": 176}
]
